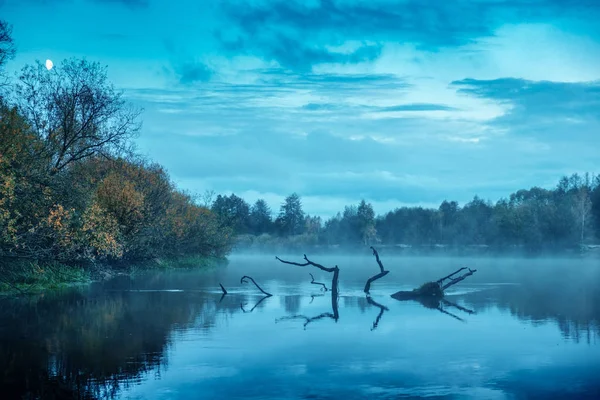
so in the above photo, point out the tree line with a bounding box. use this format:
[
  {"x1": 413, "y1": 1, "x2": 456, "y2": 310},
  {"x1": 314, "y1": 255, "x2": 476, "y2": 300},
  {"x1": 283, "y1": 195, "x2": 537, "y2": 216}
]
[
  {"x1": 211, "y1": 173, "x2": 600, "y2": 253},
  {"x1": 0, "y1": 21, "x2": 232, "y2": 272}
]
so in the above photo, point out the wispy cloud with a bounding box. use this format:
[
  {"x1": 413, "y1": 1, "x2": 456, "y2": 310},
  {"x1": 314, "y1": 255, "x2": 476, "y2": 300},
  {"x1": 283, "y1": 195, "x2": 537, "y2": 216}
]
[{"x1": 3, "y1": 0, "x2": 600, "y2": 216}]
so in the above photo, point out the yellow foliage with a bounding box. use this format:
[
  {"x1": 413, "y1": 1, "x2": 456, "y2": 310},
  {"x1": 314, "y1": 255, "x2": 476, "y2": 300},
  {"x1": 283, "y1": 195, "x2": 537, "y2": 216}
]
[
  {"x1": 80, "y1": 201, "x2": 124, "y2": 259},
  {"x1": 96, "y1": 172, "x2": 144, "y2": 232}
]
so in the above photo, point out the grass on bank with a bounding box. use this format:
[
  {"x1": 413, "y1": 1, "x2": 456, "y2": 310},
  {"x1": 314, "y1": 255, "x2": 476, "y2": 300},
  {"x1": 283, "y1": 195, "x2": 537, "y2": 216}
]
[
  {"x1": 0, "y1": 259, "x2": 90, "y2": 295},
  {"x1": 0, "y1": 255, "x2": 227, "y2": 295}
]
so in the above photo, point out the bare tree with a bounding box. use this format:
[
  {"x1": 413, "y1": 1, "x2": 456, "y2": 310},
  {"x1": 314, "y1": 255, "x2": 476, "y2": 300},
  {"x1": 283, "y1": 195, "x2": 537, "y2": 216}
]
[
  {"x1": 573, "y1": 188, "x2": 592, "y2": 244},
  {"x1": 200, "y1": 189, "x2": 216, "y2": 208},
  {"x1": 0, "y1": 20, "x2": 16, "y2": 90},
  {"x1": 14, "y1": 58, "x2": 142, "y2": 174}
]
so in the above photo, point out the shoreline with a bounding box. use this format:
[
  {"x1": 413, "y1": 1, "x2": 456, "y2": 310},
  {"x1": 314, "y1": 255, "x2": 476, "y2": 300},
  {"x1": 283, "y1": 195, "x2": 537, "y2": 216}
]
[{"x1": 0, "y1": 255, "x2": 228, "y2": 296}]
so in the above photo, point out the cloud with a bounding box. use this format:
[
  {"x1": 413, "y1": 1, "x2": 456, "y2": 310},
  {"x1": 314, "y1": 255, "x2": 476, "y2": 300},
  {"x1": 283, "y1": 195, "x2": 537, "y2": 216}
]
[
  {"x1": 174, "y1": 61, "x2": 212, "y2": 84},
  {"x1": 217, "y1": 0, "x2": 600, "y2": 70},
  {"x1": 162, "y1": 39, "x2": 214, "y2": 84},
  {"x1": 452, "y1": 78, "x2": 600, "y2": 140},
  {"x1": 377, "y1": 103, "x2": 458, "y2": 112}
]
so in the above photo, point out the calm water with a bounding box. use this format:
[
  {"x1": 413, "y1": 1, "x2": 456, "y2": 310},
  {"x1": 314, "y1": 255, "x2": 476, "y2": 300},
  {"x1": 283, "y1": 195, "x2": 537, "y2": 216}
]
[{"x1": 1, "y1": 254, "x2": 600, "y2": 400}]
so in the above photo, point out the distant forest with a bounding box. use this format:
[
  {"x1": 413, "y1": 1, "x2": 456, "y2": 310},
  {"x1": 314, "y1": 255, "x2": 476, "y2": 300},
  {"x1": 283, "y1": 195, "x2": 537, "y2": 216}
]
[{"x1": 210, "y1": 173, "x2": 600, "y2": 253}]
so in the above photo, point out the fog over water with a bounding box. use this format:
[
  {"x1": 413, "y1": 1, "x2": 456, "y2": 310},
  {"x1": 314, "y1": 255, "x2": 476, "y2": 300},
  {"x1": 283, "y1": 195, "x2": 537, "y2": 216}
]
[{"x1": 1, "y1": 254, "x2": 599, "y2": 399}]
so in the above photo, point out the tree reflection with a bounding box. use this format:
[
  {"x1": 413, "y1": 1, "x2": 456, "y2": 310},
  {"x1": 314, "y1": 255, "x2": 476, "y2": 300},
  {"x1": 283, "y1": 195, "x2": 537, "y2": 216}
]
[{"x1": 0, "y1": 288, "x2": 241, "y2": 400}]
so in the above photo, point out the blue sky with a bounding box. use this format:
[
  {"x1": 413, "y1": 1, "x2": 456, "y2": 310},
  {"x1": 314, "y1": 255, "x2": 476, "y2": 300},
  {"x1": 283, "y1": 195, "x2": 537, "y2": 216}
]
[{"x1": 2, "y1": 0, "x2": 600, "y2": 217}]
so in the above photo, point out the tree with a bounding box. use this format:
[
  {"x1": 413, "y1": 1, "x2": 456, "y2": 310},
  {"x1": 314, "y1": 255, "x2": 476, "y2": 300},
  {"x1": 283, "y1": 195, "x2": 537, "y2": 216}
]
[
  {"x1": 573, "y1": 187, "x2": 593, "y2": 244},
  {"x1": 276, "y1": 193, "x2": 305, "y2": 236},
  {"x1": 357, "y1": 200, "x2": 377, "y2": 245},
  {"x1": 211, "y1": 194, "x2": 250, "y2": 234},
  {"x1": 13, "y1": 58, "x2": 141, "y2": 175},
  {"x1": 0, "y1": 20, "x2": 16, "y2": 89},
  {"x1": 438, "y1": 200, "x2": 459, "y2": 243},
  {"x1": 249, "y1": 199, "x2": 272, "y2": 235},
  {"x1": 304, "y1": 215, "x2": 322, "y2": 235}
]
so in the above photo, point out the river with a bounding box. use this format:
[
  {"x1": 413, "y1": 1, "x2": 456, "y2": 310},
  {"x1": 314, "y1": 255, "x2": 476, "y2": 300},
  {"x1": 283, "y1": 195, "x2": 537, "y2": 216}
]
[{"x1": 1, "y1": 254, "x2": 599, "y2": 399}]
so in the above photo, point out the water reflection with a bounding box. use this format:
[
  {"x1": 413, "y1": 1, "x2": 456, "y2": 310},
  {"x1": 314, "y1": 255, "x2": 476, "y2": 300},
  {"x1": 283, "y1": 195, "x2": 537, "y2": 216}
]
[{"x1": 0, "y1": 257, "x2": 599, "y2": 399}]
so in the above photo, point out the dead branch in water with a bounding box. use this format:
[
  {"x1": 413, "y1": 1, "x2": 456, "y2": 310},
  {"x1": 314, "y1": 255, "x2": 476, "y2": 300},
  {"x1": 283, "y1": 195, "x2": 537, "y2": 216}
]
[
  {"x1": 274, "y1": 255, "x2": 340, "y2": 328},
  {"x1": 366, "y1": 296, "x2": 389, "y2": 331},
  {"x1": 275, "y1": 254, "x2": 340, "y2": 307},
  {"x1": 436, "y1": 267, "x2": 468, "y2": 285},
  {"x1": 219, "y1": 283, "x2": 227, "y2": 295},
  {"x1": 240, "y1": 276, "x2": 272, "y2": 297},
  {"x1": 440, "y1": 268, "x2": 477, "y2": 290},
  {"x1": 276, "y1": 254, "x2": 338, "y2": 273},
  {"x1": 309, "y1": 273, "x2": 328, "y2": 291},
  {"x1": 364, "y1": 247, "x2": 390, "y2": 294}
]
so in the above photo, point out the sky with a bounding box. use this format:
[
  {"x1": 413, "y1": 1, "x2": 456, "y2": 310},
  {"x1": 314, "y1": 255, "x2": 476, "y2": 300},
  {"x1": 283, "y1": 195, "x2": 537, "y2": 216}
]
[{"x1": 1, "y1": 0, "x2": 599, "y2": 218}]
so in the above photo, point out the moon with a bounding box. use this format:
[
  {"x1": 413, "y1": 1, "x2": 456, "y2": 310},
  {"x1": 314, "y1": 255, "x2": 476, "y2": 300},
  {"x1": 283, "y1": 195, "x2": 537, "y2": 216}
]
[{"x1": 45, "y1": 59, "x2": 53, "y2": 70}]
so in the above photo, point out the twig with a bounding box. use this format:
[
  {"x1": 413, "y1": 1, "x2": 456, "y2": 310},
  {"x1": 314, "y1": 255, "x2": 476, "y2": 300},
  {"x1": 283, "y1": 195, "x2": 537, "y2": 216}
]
[
  {"x1": 364, "y1": 247, "x2": 390, "y2": 294},
  {"x1": 370, "y1": 246, "x2": 385, "y2": 273},
  {"x1": 276, "y1": 254, "x2": 338, "y2": 273},
  {"x1": 240, "y1": 275, "x2": 272, "y2": 297},
  {"x1": 219, "y1": 283, "x2": 227, "y2": 295},
  {"x1": 436, "y1": 267, "x2": 468, "y2": 285},
  {"x1": 309, "y1": 273, "x2": 328, "y2": 291},
  {"x1": 275, "y1": 254, "x2": 340, "y2": 320},
  {"x1": 441, "y1": 268, "x2": 477, "y2": 290}
]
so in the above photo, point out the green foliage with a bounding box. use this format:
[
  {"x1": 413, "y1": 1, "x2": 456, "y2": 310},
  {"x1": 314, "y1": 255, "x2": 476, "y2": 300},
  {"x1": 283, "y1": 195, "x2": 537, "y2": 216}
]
[
  {"x1": 230, "y1": 174, "x2": 600, "y2": 254},
  {"x1": 211, "y1": 193, "x2": 251, "y2": 234},
  {"x1": 275, "y1": 193, "x2": 305, "y2": 236},
  {"x1": 249, "y1": 199, "x2": 273, "y2": 234},
  {"x1": 0, "y1": 54, "x2": 234, "y2": 290},
  {"x1": 0, "y1": 259, "x2": 89, "y2": 294}
]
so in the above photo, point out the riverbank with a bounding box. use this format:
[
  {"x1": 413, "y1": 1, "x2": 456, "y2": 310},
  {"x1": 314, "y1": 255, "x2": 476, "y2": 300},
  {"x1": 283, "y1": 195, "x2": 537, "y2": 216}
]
[{"x1": 0, "y1": 255, "x2": 227, "y2": 295}]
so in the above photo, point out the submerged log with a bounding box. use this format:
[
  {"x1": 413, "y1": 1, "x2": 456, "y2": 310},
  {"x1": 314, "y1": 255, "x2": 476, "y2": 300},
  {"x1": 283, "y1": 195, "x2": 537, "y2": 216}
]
[{"x1": 391, "y1": 267, "x2": 477, "y2": 301}]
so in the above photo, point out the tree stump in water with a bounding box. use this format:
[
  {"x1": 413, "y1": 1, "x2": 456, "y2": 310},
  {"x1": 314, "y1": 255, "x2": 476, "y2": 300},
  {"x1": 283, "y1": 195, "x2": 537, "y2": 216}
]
[
  {"x1": 391, "y1": 267, "x2": 477, "y2": 301},
  {"x1": 391, "y1": 281, "x2": 444, "y2": 301}
]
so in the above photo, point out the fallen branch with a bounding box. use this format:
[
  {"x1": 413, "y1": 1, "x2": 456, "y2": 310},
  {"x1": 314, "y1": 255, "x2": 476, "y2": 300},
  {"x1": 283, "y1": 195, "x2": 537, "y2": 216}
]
[
  {"x1": 436, "y1": 267, "x2": 468, "y2": 285},
  {"x1": 364, "y1": 247, "x2": 390, "y2": 294},
  {"x1": 309, "y1": 273, "x2": 328, "y2": 291},
  {"x1": 219, "y1": 283, "x2": 227, "y2": 295},
  {"x1": 240, "y1": 275, "x2": 272, "y2": 297},
  {"x1": 391, "y1": 267, "x2": 477, "y2": 301},
  {"x1": 276, "y1": 254, "x2": 338, "y2": 273},
  {"x1": 441, "y1": 268, "x2": 477, "y2": 290},
  {"x1": 275, "y1": 254, "x2": 340, "y2": 309}
]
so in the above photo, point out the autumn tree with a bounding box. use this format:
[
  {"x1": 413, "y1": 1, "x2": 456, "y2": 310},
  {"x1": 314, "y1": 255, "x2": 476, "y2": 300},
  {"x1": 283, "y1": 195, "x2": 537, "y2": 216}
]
[{"x1": 13, "y1": 58, "x2": 141, "y2": 175}]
